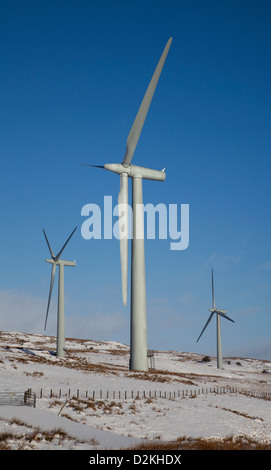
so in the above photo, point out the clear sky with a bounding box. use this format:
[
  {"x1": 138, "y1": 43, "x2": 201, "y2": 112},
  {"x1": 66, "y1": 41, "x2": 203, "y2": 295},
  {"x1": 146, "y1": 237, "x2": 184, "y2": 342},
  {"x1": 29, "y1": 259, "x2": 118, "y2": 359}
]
[{"x1": 1, "y1": 0, "x2": 271, "y2": 360}]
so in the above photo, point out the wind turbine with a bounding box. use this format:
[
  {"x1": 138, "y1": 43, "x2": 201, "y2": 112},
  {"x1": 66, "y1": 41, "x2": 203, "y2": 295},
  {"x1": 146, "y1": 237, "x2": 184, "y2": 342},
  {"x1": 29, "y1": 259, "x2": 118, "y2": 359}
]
[
  {"x1": 197, "y1": 269, "x2": 235, "y2": 369},
  {"x1": 43, "y1": 226, "x2": 77, "y2": 357},
  {"x1": 84, "y1": 38, "x2": 172, "y2": 371}
]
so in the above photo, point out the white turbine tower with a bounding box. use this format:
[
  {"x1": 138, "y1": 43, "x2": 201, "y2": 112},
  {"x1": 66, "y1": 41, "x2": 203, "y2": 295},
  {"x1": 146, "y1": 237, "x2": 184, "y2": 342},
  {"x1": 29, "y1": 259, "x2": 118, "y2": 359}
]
[
  {"x1": 197, "y1": 268, "x2": 235, "y2": 369},
  {"x1": 84, "y1": 38, "x2": 172, "y2": 371},
  {"x1": 43, "y1": 227, "x2": 77, "y2": 357}
]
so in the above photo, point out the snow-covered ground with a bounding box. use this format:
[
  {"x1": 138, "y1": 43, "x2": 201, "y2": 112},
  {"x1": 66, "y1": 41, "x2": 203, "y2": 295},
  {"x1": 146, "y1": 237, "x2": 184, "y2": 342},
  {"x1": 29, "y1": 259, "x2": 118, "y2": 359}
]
[{"x1": 0, "y1": 331, "x2": 271, "y2": 450}]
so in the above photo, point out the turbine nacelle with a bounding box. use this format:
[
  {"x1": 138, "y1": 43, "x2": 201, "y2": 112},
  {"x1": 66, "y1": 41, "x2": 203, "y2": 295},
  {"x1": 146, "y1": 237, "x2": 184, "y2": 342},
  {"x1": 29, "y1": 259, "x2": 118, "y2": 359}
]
[
  {"x1": 103, "y1": 163, "x2": 166, "y2": 181},
  {"x1": 45, "y1": 258, "x2": 76, "y2": 267},
  {"x1": 208, "y1": 308, "x2": 227, "y2": 315}
]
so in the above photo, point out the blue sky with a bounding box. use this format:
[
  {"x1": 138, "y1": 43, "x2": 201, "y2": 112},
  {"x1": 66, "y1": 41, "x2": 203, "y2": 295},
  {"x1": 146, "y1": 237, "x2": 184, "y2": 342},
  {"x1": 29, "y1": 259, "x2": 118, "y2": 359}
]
[{"x1": 0, "y1": 0, "x2": 271, "y2": 360}]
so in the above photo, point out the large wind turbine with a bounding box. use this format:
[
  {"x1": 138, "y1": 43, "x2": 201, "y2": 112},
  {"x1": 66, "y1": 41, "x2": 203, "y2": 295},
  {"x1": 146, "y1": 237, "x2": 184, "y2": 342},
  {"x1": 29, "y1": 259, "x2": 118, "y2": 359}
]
[
  {"x1": 84, "y1": 38, "x2": 172, "y2": 371},
  {"x1": 43, "y1": 227, "x2": 77, "y2": 357},
  {"x1": 197, "y1": 269, "x2": 235, "y2": 369}
]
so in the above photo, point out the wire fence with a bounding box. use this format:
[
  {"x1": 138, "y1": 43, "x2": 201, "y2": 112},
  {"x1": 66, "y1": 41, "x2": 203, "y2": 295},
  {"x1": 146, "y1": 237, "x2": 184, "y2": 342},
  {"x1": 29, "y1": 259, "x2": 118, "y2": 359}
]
[
  {"x1": 1, "y1": 387, "x2": 270, "y2": 407},
  {"x1": 0, "y1": 389, "x2": 36, "y2": 407},
  {"x1": 38, "y1": 386, "x2": 271, "y2": 401}
]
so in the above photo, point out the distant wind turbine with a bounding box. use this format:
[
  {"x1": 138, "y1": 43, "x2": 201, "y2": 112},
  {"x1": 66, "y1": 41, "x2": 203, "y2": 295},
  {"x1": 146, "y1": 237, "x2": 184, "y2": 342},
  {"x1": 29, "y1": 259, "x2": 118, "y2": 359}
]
[
  {"x1": 197, "y1": 269, "x2": 235, "y2": 369},
  {"x1": 43, "y1": 227, "x2": 77, "y2": 357},
  {"x1": 83, "y1": 38, "x2": 172, "y2": 371}
]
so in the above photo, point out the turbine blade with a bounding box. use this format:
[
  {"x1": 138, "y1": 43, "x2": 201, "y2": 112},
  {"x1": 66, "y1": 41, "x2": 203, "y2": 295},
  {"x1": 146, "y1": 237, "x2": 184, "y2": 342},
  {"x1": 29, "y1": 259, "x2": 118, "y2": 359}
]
[
  {"x1": 55, "y1": 227, "x2": 77, "y2": 261},
  {"x1": 196, "y1": 312, "x2": 214, "y2": 343},
  {"x1": 80, "y1": 163, "x2": 105, "y2": 169},
  {"x1": 212, "y1": 268, "x2": 215, "y2": 309},
  {"x1": 118, "y1": 173, "x2": 129, "y2": 306},
  {"x1": 44, "y1": 263, "x2": 56, "y2": 330},
  {"x1": 217, "y1": 311, "x2": 235, "y2": 323},
  {"x1": 43, "y1": 229, "x2": 55, "y2": 259},
  {"x1": 122, "y1": 37, "x2": 172, "y2": 167}
]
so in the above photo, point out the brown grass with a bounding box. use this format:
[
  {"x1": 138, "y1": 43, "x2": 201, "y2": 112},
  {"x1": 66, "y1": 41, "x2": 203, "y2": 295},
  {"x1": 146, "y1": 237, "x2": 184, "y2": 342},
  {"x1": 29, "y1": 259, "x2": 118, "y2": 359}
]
[
  {"x1": 127, "y1": 435, "x2": 271, "y2": 450},
  {"x1": 55, "y1": 396, "x2": 124, "y2": 417},
  {"x1": 129, "y1": 369, "x2": 196, "y2": 385},
  {"x1": 0, "y1": 424, "x2": 98, "y2": 450},
  {"x1": 219, "y1": 406, "x2": 264, "y2": 421}
]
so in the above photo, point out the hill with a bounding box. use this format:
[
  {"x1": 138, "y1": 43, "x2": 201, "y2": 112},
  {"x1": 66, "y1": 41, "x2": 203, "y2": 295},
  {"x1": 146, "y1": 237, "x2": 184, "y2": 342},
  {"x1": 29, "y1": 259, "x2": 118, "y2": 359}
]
[{"x1": 0, "y1": 331, "x2": 271, "y2": 450}]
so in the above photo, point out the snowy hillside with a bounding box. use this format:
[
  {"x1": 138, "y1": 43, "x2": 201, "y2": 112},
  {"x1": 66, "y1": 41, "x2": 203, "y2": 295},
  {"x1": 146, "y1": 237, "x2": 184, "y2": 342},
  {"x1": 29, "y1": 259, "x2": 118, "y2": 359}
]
[{"x1": 0, "y1": 330, "x2": 271, "y2": 450}]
